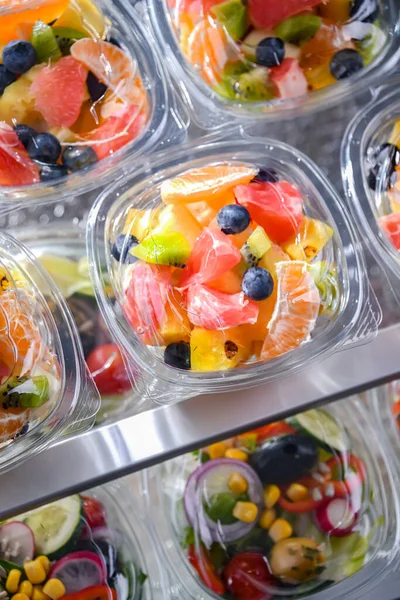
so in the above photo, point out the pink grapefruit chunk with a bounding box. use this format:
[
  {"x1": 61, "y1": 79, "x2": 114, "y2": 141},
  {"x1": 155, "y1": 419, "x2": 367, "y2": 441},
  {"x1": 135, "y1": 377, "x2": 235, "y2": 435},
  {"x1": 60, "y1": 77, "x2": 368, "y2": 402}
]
[
  {"x1": 0, "y1": 123, "x2": 39, "y2": 186},
  {"x1": 187, "y1": 284, "x2": 259, "y2": 329},
  {"x1": 248, "y1": 0, "x2": 322, "y2": 29},
  {"x1": 270, "y1": 59, "x2": 308, "y2": 99},
  {"x1": 235, "y1": 180, "x2": 304, "y2": 243},
  {"x1": 31, "y1": 56, "x2": 88, "y2": 127},
  {"x1": 380, "y1": 213, "x2": 400, "y2": 250},
  {"x1": 88, "y1": 105, "x2": 147, "y2": 161}
]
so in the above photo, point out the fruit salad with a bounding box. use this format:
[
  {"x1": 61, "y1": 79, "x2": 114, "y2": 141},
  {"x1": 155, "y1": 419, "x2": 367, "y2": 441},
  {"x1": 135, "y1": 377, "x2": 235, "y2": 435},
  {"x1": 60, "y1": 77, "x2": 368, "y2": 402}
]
[
  {"x1": 169, "y1": 0, "x2": 386, "y2": 103},
  {"x1": 114, "y1": 161, "x2": 337, "y2": 372},
  {"x1": 160, "y1": 408, "x2": 384, "y2": 599},
  {"x1": 0, "y1": 0, "x2": 149, "y2": 187},
  {"x1": 0, "y1": 491, "x2": 147, "y2": 600}
]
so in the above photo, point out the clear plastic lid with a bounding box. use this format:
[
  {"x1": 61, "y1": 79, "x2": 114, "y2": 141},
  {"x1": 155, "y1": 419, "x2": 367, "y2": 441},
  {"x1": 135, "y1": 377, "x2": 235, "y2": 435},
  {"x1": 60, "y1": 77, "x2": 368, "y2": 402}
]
[
  {"x1": 0, "y1": 0, "x2": 184, "y2": 209},
  {"x1": 367, "y1": 381, "x2": 400, "y2": 474},
  {"x1": 0, "y1": 479, "x2": 170, "y2": 600},
  {"x1": 342, "y1": 82, "x2": 400, "y2": 302},
  {"x1": 87, "y1": 135, "x2": 380, "y2": 404},
  {"x1": 0, "y1": 230, "x2": 99, "y2": 473},
  {"x1": 143, "y1": 397, "x2": 400, "y2": 600},
  {"x1": 147, "y1": 0, "x2": 400, "y2": 127}
]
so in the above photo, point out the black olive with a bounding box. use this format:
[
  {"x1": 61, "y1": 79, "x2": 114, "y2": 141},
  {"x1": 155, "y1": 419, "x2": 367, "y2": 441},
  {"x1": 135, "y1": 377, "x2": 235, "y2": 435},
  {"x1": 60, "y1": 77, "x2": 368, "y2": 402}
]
[{"x1": 249, "y1": 434, "x2": 318, "y2": 485}]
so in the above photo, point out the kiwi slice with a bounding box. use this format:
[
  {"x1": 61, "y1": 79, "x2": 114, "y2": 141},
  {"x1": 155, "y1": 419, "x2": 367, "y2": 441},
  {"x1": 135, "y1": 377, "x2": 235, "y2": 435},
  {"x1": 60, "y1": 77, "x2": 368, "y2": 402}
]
[
  {"x1": 240, "y1": 226, "x2": 272, "y2": 267},
  {"x1": 211, "y1": 0, "x2": 247, "y2": 40},
  {"x1": 274, "y1": 15, "x2": 321, "y2": 45},
  {"x1": 0, "y1": 376, "x2": 50, "y2": 409},
  {"x1": 130, "y1": 232, "x2": 191, "y2": 267},
  {"x1": 52, "y1": 27, "x2": 87, "y2": 56},
  {"x1": 31, "y1": 20, "x2": 62, "y2": 63},
  {"x1": 233, "y1": 67, "x2": 274, "y2": 102}
]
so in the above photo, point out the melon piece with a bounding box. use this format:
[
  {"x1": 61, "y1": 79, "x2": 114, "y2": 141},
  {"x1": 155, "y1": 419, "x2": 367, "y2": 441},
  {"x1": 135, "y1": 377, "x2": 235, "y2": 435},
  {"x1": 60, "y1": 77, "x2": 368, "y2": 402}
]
[
  {"x1": 160, "y1": 291, "x2": 191, "y2": 345},
  {"x1": 123, "y1": 208, "x2": 157, "y2": 239},
  {"x1": 208, "y1": 269, "x2": 243, "y2": 293},
  {"x1": 187, "y1": 201, "x2": 219, "y2": 227},
  {"x1": 259, "y1": 244, "x2": 290, "y2": 277},
  {"x1": 190, "y1": 326, "x2": 251, "y2": 371},
  {"x1": 186, "y1": 284, "x2": 259, "y2": 329},
  {"x1": 281, "y1": 217, "x2": 333, "y2": 261},
  {"x1": 248, "y1": 0, "x2": 322, "y2": 30},
  {"x1": 0, "y1": 65, "x2": 42, "y2": 126},
  {"x1": 153, "y1": 204, "x2": 202, "y2": 248},
  {"x1": 270, "y1": 59, "x2": 308, "y2": 99}
]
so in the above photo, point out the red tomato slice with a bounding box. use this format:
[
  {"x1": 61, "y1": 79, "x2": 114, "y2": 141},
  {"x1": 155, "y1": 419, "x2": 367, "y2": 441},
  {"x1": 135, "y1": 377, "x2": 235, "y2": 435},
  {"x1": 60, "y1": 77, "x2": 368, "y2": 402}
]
[
  {"x1": 82, "y1": 496, "x2": 107, "y2": 529},
  {"x1": 188, "y1": 544, "x2": 225, "y2": 595},
  {"x1": 248, "y1": 0, "x2": 321, "y2": 29},
  {"x1": 86, "y1": 343, "x2": 131, "y2": 395},
  {"x1": 224, "y1": 553, "x2": 273, "y2": 600},
  {"x1": 187, "y1": 283, "x2": 259, "y2": 329}
]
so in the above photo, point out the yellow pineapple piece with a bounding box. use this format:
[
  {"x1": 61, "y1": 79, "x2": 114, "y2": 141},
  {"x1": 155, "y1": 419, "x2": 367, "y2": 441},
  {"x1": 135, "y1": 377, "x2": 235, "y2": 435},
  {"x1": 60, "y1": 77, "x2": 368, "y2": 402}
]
[
  {"x1": 160, "y1": 292, "x2": 191, "y2": 345},
  {"x1": 0, "y1": 65, "x2": 43, "y2": 125},
  {"x1": 123, "y1": 208, "x2": 158, "y2": 240},
  {"x1": 191, "y1": 327, "x2": 251, "y2": 371},
  {"x1": 153, "y1": 204, "x2": 202, "y2": 248},
  {"x1": 55, "y1": 0, "x2": 108, "y2": 39},
  {"x1": 281, "y1": 217, "x2": 333, "y2": 262}
]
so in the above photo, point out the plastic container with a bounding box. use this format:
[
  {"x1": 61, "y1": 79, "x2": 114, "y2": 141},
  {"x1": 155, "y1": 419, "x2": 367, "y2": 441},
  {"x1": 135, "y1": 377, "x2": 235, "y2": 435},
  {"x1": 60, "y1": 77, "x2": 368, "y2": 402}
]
[
  {"x1": 146, "y1": 0, "x2": 400, "y2": 128},
  {"x1": 0, "y1": 0, "x2": 186, "y2": 210},
  {"x1": 367, "y1": 382, "x2": 400, "y2": 474},
  {"x1": 0, "y1": 229, "x2": 99, "y2": 474},
  {"x1": 0, "y1": 478, "x2": 170, "y2": 600},
  {"x1": 87, "y1": 135, "x2": 380, "y2": 404},
  {"x1": 342, "y1": 82, "x2": 400, "y2": 302},
  {"x1": 143, "y1": 398, "x2": 400, "y2": 600}
]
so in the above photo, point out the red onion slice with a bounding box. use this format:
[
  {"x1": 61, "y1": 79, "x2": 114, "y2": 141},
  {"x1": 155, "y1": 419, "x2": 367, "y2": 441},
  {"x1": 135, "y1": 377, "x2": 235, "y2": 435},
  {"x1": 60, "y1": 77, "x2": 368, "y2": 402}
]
[{"x1": 183, "y1": 458, "x2": 264, "y2": 548}]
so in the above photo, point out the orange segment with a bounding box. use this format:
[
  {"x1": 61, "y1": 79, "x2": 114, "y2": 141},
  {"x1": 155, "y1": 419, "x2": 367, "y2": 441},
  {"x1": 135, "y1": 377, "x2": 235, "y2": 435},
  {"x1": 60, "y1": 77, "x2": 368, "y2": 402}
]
[
  {"x1": 300, "y1": 22, "x2": 354, "y2": 70},
  {"x1": 71, "y1": 39, "x2": 139, "y2": 104},
  {"x1": 161, "y1": 163, "x2": 258, "y2": 205},
  {"x1": 0, "y1": 407, "x2": 30, "y2": 446},
  {"x1": 0, "y1": 0, "x2": 68, "y2": 45},
  {"x1": 186, "y1": 17, "x2": 229, "y2": 86},
  {"x1": 261, "y1": 261, "x2": 320, "y2": 360}
]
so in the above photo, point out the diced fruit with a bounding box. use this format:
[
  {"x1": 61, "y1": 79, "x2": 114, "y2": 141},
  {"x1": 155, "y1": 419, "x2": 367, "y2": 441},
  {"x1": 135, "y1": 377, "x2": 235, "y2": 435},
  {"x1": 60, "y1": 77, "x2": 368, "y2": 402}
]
[
  {"x1": 164, "y1": 341, "x2": 191, "y2": 369},
  {"x1": 160, "y1": 290, "x2": 191, "y2": 345},
  {"x1": 240, "y1": 226, "x2": 272, "y2": 267},
  {"x1": 0, "y1": 124, "x2": 40, "y2": 186},
  {"x1": 281, "y1": 217, "x2": 333, "y2": 261},
  {"x1": 30, "y1": 21, "x2": 62, "y2": 63},
  {"x1": 31, "y1": 56, "x2": 88, "y2": 127},
  {"x1": 248, "y1": 0, "x2": 322, "y2": 30},
  {"x1": 161, "y1": 163, "x2": 257, "y2": 205},
  {"x1": 123, "y1": 208, "x2": 154, "y2": 239},
  {"x1": 274, "y1": 15, "x2": 321, "y2": 45},
  {"x1": 242, "y1": 267, "x2": 274, "y2": 301},
  {"x1": 87, "y1": 105, "x2": 147, "y2": 160},
  {"x1": 186, "y1": 284, "x2": 259, "y2": 329},
  {"x1": 380, "y1": 213, "x2": 400, "y2": 250},
  {"x1": 54, "y1": 0, "x2": 106, "y2": 39},
  {"x1": 0, "y1": 1, "x2": 68, "y2": 47},
  {"x1": 52, "y1": 27, "x2": 86, "y2": 56},
  {"x1": 187, "y1": 201, "x2": 218, "y2": 227},
  {"x1": 153, "y1": 204, "x2": 202, "y2": 248},
  {"x1": 270, "y1": 58, "x2": 308, "y2": 99},
  {"x1": 217, "y1": 204, "x2": 250, "y2": 235},
  {"x1": 186, "y1": 18, "x2": 229, "y2": 86},
  {"x1": 130, "y1": 232, "x2": 191, "y2": 267},
  {"x1": 320, "y1": 0, "x2": 352, "y2": 22},
  {"x1": 27, "y1": 132, "x2": 61, "y2": 164},
  {"x1": 300, "y1": 22, "x2": 354, "y2": 71},
  {"x1": 190, "y1": 327, "x2": 251, "y2": 370},
  {"x1": 329, "y1": 49, "x2": 364, "y2": 80},
  {"x1": 208, "y1": 269, "x2": 243, "y2": 294},
  {"x1": 2, "y1": 41, "x2": 37, "y2": 75},
  {"x1": 242, "y1": 29, "x2": 273, "y2": 61},
  {"x1": 255, "y1": 38, "x2": 285, "y2": 68},
  {"x1": 211, "y1": 0, "x2": 247, "y2": 40},
  {"x1": 0, "y1": 376, "x2": 49, "y2": 408},
  {"x1": 0, "y1": 66, "x2": 41, "y2": 126},
  {"x1": 235, "y1": 180, "x2": 304, "y2": 243},
  {"x1": 62, "y1": 146, "x2": 98, "y2": 172},
  {"x1": 232, "y1": 67, "x2": 274, "y2": 102}
]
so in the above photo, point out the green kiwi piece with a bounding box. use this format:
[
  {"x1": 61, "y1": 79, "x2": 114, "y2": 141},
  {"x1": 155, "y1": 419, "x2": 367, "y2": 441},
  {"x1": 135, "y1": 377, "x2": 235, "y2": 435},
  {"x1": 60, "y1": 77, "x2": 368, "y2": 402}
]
[
  {"x1": 130, "y1": 232, "x2": 191, "y2": 267},
  {"x1": 233, "y1": 68, "x2": 274, "y2": 102},
  {"x1": 274, "y1": 15, "x2": 321, "y2": 45},
  {"x1": 52, "y1": 27, "x2": 87, "y2": 56},
  {"x1": 211, "y1": 0, "x2": 247, "y2": 40},
  {"x1": 0, "y1": 375, "x2": 50, "y2": 409},
  {"x1": 31, "y1": 20, "x2": 62, "y2": 63},
  {"x1": 240, "y1": 226, "x2": 272, "y2": 267}
]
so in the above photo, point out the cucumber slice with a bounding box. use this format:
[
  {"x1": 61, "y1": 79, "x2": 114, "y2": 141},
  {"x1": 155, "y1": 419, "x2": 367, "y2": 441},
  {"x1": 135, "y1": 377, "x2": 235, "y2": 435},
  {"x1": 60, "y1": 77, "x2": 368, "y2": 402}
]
[
  {"x1": 289, "y1": 409, "x2": 351, "y2": 453},
  {"x1": 21, "y1": 496, "x2": 83, "y2": 560}
]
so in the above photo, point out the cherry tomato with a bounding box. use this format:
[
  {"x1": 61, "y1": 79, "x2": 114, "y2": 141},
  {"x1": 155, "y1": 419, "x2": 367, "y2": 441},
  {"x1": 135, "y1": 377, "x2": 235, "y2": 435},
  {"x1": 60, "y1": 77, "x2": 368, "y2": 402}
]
[
  {"x1": 188, "y1": 544, "x2": 225, "y2": 595},
  {"x1": 82, "y1": 495, "x2": 107, "y2": 529},
  {"x1": 224, "y1": 553, "x2": 273, "y2": 600},
  {"x1": 61, "y1": 586, "x2": 117, "y2": 600},
  {"x1": 242, "y1": 422, "x2": 296, "y2": 444},
  {"x1": 86, "y1": 344, "x2": 131, "y2": 395}
]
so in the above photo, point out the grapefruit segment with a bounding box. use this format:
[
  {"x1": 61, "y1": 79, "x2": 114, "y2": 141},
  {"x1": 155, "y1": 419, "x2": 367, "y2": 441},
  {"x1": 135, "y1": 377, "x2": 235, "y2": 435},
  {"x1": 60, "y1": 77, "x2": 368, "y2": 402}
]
[
  {"x1": 379, "y1": 213, "x2": 400, "y2": 250},
  {"x1": 248, "y1": 0, "x2": 322, "y2": 30},
  {"x1": 0, "y1": 124, "x2": 40, "y2": 186},
  {"x1": 187, "y1": 283, "x2": 259, "y2": 329},
  {"x1": 87, "y1": 105, "x2": 147, "y2": 160},
  {"x1": 270, "y1": 59, "x2": 308, "y2": 99},
  {"x1": 186, "y1": 17, "x2": 229, "y2": 86},
  {"x1": 261, "y1": 261, "x2": 320, "y2": 360}
]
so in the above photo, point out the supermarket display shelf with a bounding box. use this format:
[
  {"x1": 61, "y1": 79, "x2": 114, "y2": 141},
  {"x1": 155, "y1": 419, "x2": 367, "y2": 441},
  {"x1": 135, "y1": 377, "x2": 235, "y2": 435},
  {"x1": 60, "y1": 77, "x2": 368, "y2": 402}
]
[{"x1": 0, "y1": 321, "x2": 398, "y2": 521}]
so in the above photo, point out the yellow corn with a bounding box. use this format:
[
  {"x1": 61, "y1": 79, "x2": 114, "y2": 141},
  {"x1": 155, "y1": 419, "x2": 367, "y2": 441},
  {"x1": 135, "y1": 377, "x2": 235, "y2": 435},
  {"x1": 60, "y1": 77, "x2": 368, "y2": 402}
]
[
  {"x1": 19, "y1": 581, "x2": 33, "y2": 598},
  {"x1": 42, "y1": 579, "x2": 66, "y2": 600},
  {"x1": 11, "y1": 594, "x2": 30, "y2": 600},
  {"x1": 6, "y1": 569, "x2": 22, "y2": 594},
  {"x1": 264, "y1": 484, "x2": 280, "y2": 508},
  {"x1": 32, "y1": 587, "x2": 49, "y2": 600},
  {"x1": 259, "y1": 508, "x2": 277, "y2": 530},
  {"x1": 207, "y1": 442, "x2": 228, "y2": 460},
  {"x1": 286, "y1": 483, "x2": 309, "y2": 503},
  {"x1": 224, "y1": 448, "x2": 248, "y2": 462},
  {"x1": 37, "y1": 557, "x2": 50, "y2": 576},
  {"x1": 269, "y1": 518, "x2": 293, "y2": 543},
  {"x1": 24, "y1": 560, "x2": 47, "y2": 585},
  {"x1": 228, "y1": 473, "x2": 248, "y2": 495},
  {"x1": 232, "y1": 501, "x2": 258, "y2": 523}
]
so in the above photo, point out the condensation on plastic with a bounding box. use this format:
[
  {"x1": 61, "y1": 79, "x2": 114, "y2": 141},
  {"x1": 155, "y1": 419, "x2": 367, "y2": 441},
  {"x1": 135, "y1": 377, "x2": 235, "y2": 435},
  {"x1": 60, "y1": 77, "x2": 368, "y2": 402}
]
[
  {"x1": 0, "y1": 0, "x2": 188, "y2": 211},
  {"x1": 0, "y1": 230, "x2": 100, "y2": 474},
  {"x1": 142, "y1": 397, "x2": 400, "y2": 600},
  {"x1": 87, "y1": 134, "x2": 381, "y2": 405},
  {"x1": 342, "y1": 80, "x2": 400, "y2": 304},
  {"x1": 145, "y1": 0, "x2": 400, "y2": 129}
]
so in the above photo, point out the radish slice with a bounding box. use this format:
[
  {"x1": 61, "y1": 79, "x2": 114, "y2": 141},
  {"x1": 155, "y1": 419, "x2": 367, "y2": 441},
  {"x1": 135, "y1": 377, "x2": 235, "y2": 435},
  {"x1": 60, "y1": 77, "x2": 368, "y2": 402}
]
[
  {"x1": 49, "y1": 551, "x2": 107, "y2": 594},
  {"x1": 0, "y1": 522, "x2": 34, "y2": 565},
  {"x1": 315, "y1": 498, "x2": 357, "y2": 538}
]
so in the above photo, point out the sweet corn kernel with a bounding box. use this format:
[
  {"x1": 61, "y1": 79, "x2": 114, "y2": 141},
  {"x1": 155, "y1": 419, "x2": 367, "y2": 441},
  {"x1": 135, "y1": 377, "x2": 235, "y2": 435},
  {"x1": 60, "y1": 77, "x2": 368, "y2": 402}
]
[
  {"x1": 232, "y1": 501, "x2": 258, "y2": 523},
  {"x1": 6, "y1": 569, "x2": 22, "y2": 594},
  {"x1": 37, "y1": 557, "x2": 50, "y2": 576},
  {"x1": 264, "y1": 484, "x2": 280, "y2": 508},
  {"x1": 224, "y1": 448, "x2": 248, "y2": 462},
  {"x1": 207, "y1": 442, "x2": 228, "y2": 460},
  {"x1": 259, "y1": 508, "x2": 277, "y2": 530},
  {"x1": 24, "y1": 560, "x2": 46, "y2": 585},
  {"x1": 32, "y1": 587, "x2": 50, "y2": 600},
  {"x1": 19, "y1": 581, "x2": 33, "y2": 598},
  {"x1": 286, "y1": 483, "x2": 309, "y2": 503},
  {"x1": 11, "y1": 593, "x2": 30, "y2": 600},
  {"x1": 269, "y1": 518, "x2": 293, "y2": 543},
  {"x1": 228, "y1": 473, "x2": 248, "y2": 495},
  {"x1": 42, "y1": 579, "x2": 66, "y2": 600}
]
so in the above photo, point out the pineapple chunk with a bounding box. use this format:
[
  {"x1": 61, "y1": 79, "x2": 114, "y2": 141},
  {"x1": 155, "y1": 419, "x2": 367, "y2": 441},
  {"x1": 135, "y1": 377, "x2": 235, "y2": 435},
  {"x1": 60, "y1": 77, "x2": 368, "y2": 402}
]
[
  {"x1": 281, "y1": 217, "x2": 333, "y2": 262},
  {"x1": 0, "y1": 65, "x2": 43, "y2": 125},
  {"x1": 55, "y1": 0, "x2": 107, "y2": 39},
  {"x1": 153, "y1": 204, "x2": 202, "y2": 248},
  {"x1": 160, "y1": 292, "x2": 191, "y2": 346},
  {"x1": 123, "y1": 208, "x2": 158, "y2": 240},
  {"x1": 191, "y1": 327, "x2": 251, "y2": 371}
]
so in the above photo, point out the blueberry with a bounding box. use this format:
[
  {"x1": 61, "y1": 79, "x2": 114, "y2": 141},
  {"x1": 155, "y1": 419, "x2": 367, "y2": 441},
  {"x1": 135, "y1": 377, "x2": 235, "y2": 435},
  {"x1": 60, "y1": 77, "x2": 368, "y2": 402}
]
[
  {"x1": 242, "y1": 267, "x2": 274, "y2": 301},
  {"x1": 111, "y1": 234, "x2": 139, "y2": 263},
  {"x1": 350, "y1": 0, "x2": 378, "y2": 23},
  {"x1": 108, "y1": 37, "x2": 122, "y2": 48},
  {"x1": 164, "y1": 341, "x2": 191, "y2": 370},
  {"x1": 330, "y1": 49, "x2": 364, "y2": 80},
  {"x1": 0, "y1": 65, "x2": 17, "y2": 95},
  {"x1": 39, "y1": 163, "x2": 69, "y2": 182},
  {"x1": 253, "y1": 168, "x2": 279, "y2": 183},
  {"x1": 27, "y1": 133, "x2": 61, "y2": 163},
  {"x1": 217, "y1": 204, "x2": 251, "y2": 235},
  {"x1": 2, "y1": 40, "x2": 37, "y2": 75},
  {"x1": 255, "y1": 38, "x2": 285, "y2": 68},
  {"x1": 87, "y1": 71, "x2": 107, "y2": 102},
  {"x1": 14, "y1": 124, "x2": 37, "y2": 149},
  {"x1": 62, "y1": 145, "x2": 98, "y2": 172},
  {"x1": 368, "y1": 143, "x2": 400, "y2": 191}
]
